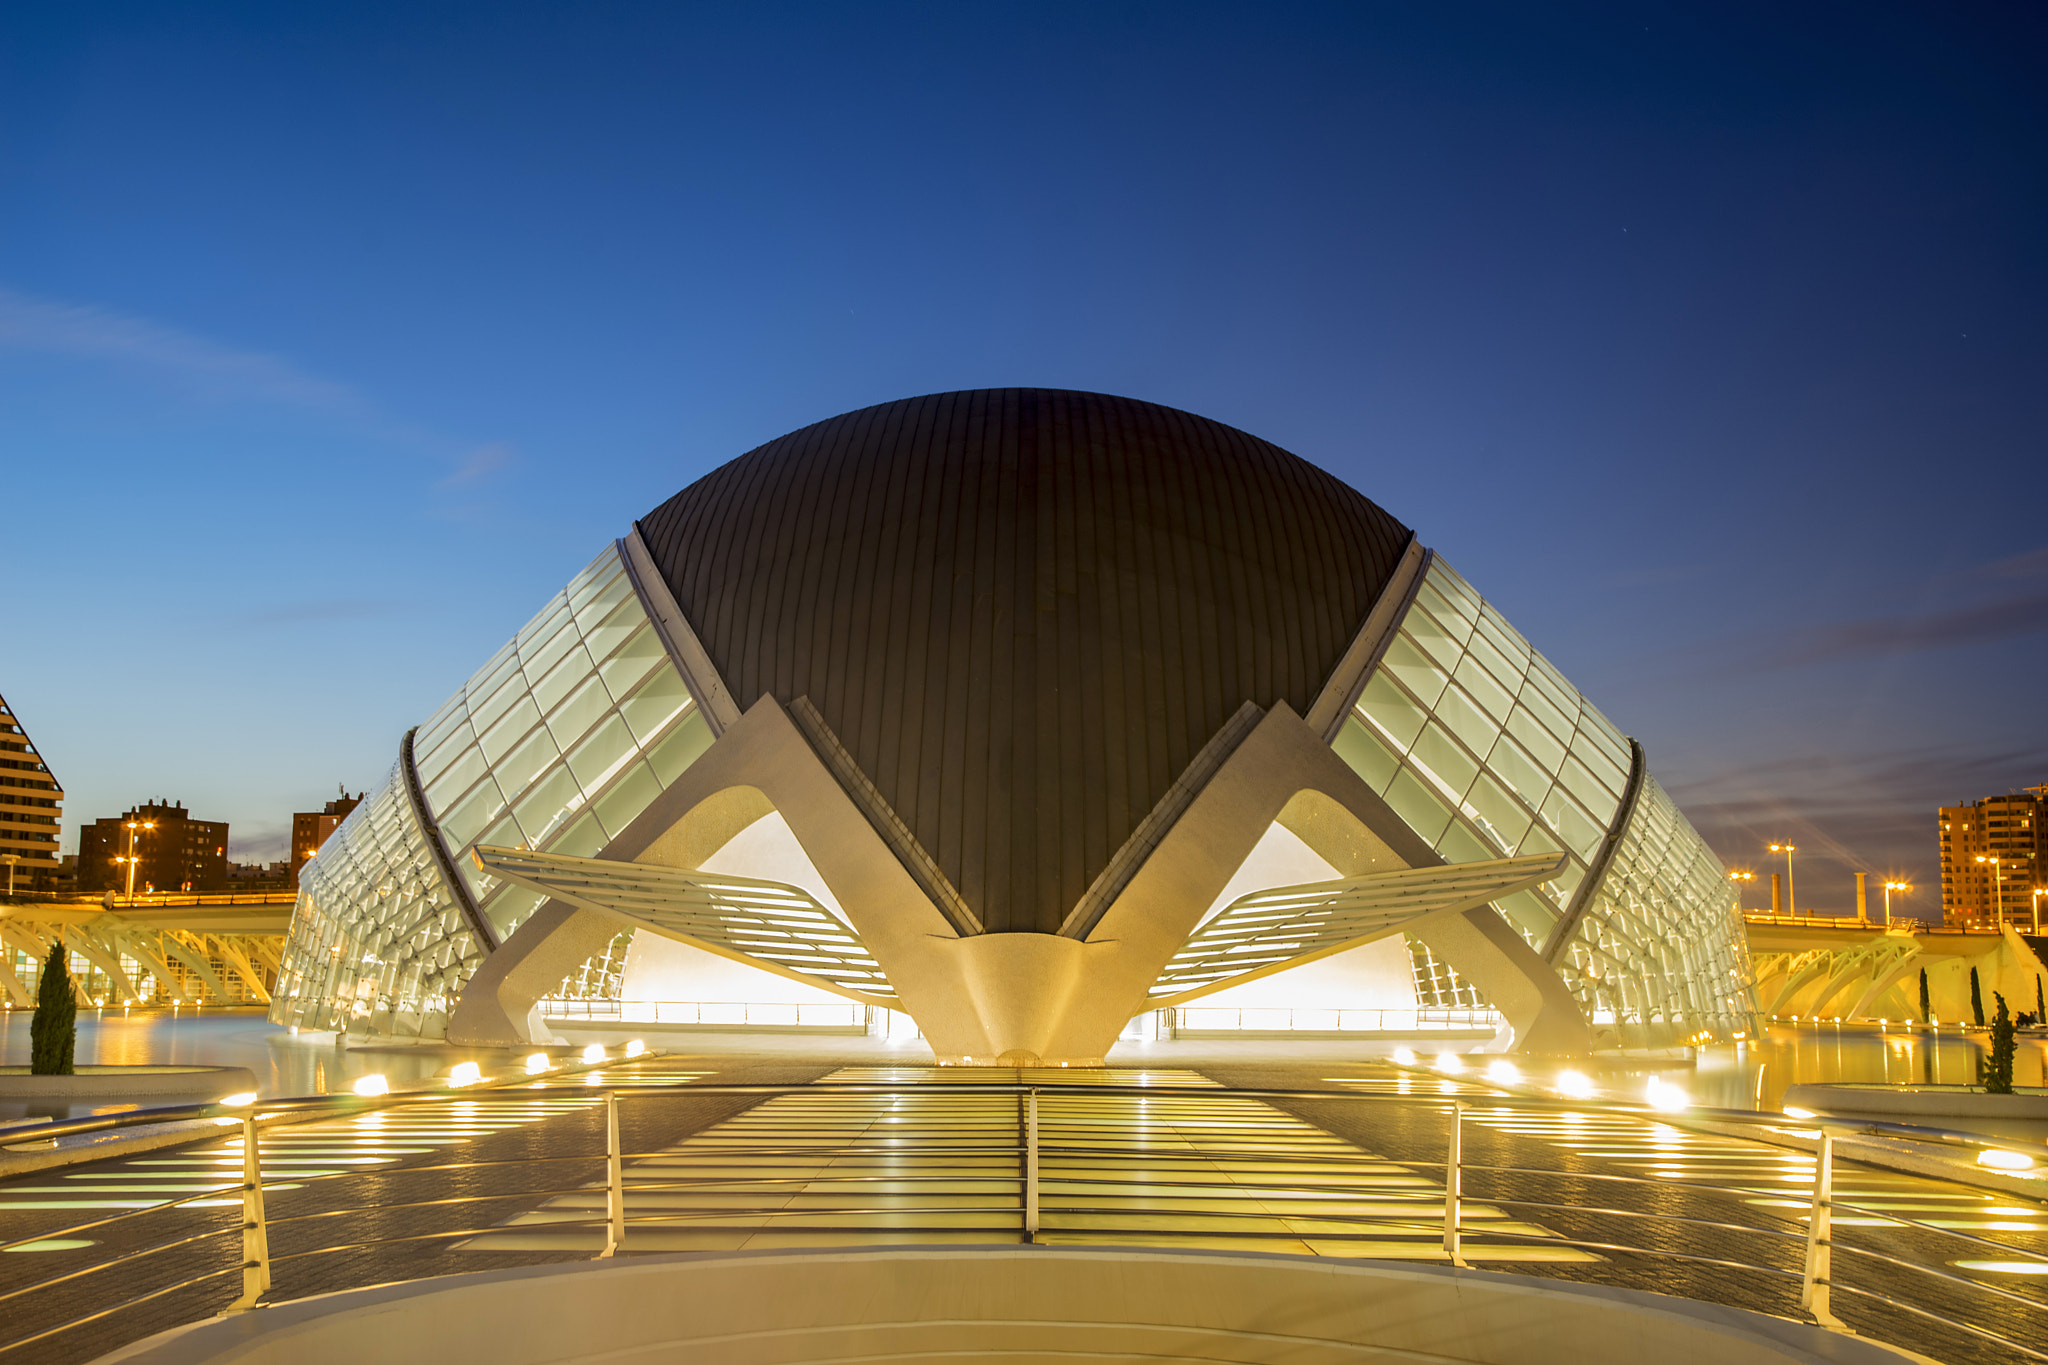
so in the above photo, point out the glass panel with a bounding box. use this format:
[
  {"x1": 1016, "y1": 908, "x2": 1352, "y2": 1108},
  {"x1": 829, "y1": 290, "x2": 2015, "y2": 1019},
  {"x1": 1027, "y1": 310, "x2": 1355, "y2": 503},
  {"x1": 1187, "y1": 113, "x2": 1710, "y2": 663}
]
[
  {"x1": 592, "y1": 760, "x2": 663, "y2": 839},
  {"x1": 1494, "y1": 888, "x2": 1557, "y2": 944},
  {"x1": 511, "y1": 766, "x2": 583, "y2": 846},
  {"x1": 619, "y1": 665, "x2": 692, "y2": 744},
  {"x1": 1378, "y1": 635, "x2": 1449, "y2": 710},
  {"x1": 579, "y1": 588, "x2": 640, "y2": 656},
  {"x1": 1484, "y1": 733, "x2": 1552, "y2": 810},
  {"x1": 437, "y1": 776, "x2": 508, "y2": 850},
  {"x1": 1557, "y1": 754, "x2": 1621, "y2": 822},
  {"x1": 565, "y1": 713, "x2": 636, "y2": 793},
  {"x1": 1408, "y1": 721, "x2": 1478, "y2": 802},
  {"x1": 1436, "y1": 821, "x2": 1495, "y2": 866},
  {"x1": 1383, "y1": 768, "x2": 1453, "y2": 844},
  {"x1": 1431, "y1": 682, "x2": 1499, "y2": 759},
  {"x1": 422, "y1": 744, "x2": 489, "y2": 817},
  {"x1": 1332, "y1": 717, "x2": 1400, "y2": 794},
  {"x1": 1514, "y1": 686, "x2": 1575, "y2": 751},
  {"x1": 494, "y1": 725, "x2": 561, "y2": 800},
  {"x1": 1541, "y1": 788, "x2": 1607, "y2": 861},
  {"x1": 1417, "y1": 575, "x2": 1475, "y2": 628},
  {"x1": 1575, "y1": 740, "x2": 1629, "y2": 799},
  {"x1": 1356, "y1": 672, "x2": 1427, "y2": 751},
  {"x1": 477, "y1": 696, "x2": 540, "y2": 764},
  {"x1": 1464, "y1": 631, "x2": 1523, "y2": 695},
  {"x1": 547, "y1": 675, "x2": 613, "y2": 751},
  {"x1": 1402, "y1": 606, "x2": 1465, "y2": 674},
  {"x1": 482, "y1": 884, "x2": 546, "y2": 940},
  {"x1": 551, "y1": 810, "x2": 608, "y2": 859},
  {"x1": 1453, "y1": 654, "x2": 1515, "y2": 724},
  {"x1": 1463, "y1": 772, "x2": 1532, "y2": 852},
  {"x1": 647, "y1": 712, "x2": 715, "y2": 784},
  {"x1": 532, "y1": 644, "x2": 595, "y2": 717},
  {"x1": 522, "y1": 613, "x2": 580, "y2": 681},
  {"x1": 597, "y1": 623, "x2": 666, "y2": 700}
]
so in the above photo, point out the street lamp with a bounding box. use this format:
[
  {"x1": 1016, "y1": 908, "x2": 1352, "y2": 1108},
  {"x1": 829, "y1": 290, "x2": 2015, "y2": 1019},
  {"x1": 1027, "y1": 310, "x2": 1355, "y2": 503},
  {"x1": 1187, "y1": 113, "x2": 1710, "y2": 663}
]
[
  {"x1": 121, "y1": 819, "x2": 156, "y2": 900},
  {"x1": 1769, "y1": 843, "x2": 1797, "y2": 917},
  {"x1": 0, "y1": 853, "x2": 18, "y2": 897},
  {"x1": 2032, "y1": 885, "x2": 2044, "y2": 935},
  {"x1": 1729, "y1": 870, "x2": 1755, "y2": 912},
  {"x1": 1882, "y1": 880, "x2": 1910, "y2": 928},
  {"x1": 1974, "y1": 854, "x2": 2004, "y2": 928}
]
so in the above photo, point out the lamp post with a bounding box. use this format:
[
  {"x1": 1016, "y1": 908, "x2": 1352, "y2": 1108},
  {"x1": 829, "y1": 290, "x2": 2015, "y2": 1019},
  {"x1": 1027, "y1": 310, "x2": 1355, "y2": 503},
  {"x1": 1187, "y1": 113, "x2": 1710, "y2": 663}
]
[
  {"x1": 1769, "y1": 843, "x2": 1798, "y2": 917},
  {"x1": 1729, "y1": 870, "x2": 1755, "y2": 912},
  {"x1": 2032, "y1": 886, "x2": 2043, "y2": 936},
  {"x1": 1974, "y1": 854, "x2": 2004, "y2": 928},
  {"x1": 1882, "y1": 880, "x2": 1910, "y2": 928},
  {"x1": 1, "y1": 853, "x2": 18, "y2": 897},
  {"x1": 121, "y1": 819, "x2": 156, "y2": 901}
]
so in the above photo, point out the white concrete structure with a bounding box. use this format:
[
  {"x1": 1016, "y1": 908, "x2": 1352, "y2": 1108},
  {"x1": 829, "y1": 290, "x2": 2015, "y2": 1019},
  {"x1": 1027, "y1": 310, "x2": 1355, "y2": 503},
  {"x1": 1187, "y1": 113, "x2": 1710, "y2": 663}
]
[
  {"x1": 271, "y1": 390, "x2": 1754, "y2": 1062},
  {"x1": 95, "y1": 1247, "x2": 1919, "y2": 1365}
]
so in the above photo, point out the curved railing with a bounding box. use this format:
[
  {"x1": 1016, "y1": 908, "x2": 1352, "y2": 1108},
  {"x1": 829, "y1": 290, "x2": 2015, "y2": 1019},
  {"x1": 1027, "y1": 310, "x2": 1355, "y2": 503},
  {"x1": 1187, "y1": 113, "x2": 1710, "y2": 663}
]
[{"x1": 1, "y1": 1070, "x2": 2043, "y2": 1363}]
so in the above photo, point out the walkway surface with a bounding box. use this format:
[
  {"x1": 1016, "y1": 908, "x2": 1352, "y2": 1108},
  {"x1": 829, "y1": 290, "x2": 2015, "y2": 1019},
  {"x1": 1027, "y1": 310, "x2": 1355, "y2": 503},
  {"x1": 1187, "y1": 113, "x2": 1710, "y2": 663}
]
[{"x1": 2, "y1": 1052, "x2": 2043, "y2": 1365}]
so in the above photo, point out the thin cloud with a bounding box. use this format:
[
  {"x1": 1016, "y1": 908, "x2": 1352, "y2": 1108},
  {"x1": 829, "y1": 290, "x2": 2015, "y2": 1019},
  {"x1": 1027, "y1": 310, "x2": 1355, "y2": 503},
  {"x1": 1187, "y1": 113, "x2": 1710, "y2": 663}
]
[
  {"x1": 1761, "y1": 591, "x2": 2048, "y2": 668},
  {"x1": 439, "y1": 442, "x2": 514, "y2": 488},
  {"x1": 1981, "y1": 545, "x2": 2048, "y2": 581},
  {"x1": 0, "y1": 285, "x2": 362, "y2": 411}
]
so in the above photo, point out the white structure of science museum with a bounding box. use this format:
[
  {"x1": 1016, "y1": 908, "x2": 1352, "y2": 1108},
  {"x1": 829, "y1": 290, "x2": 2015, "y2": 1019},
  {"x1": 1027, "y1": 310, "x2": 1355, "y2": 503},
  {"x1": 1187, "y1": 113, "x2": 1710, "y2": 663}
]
[{"x1": 273, "y1": 390, "x2": 1754, "y2": 1063}]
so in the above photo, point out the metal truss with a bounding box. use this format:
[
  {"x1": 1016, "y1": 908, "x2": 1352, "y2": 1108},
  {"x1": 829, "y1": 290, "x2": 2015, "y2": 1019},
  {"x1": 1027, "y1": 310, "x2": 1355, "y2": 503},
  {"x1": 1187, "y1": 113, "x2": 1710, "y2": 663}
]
[
  {"x1": 0, "y1": 914, "x2": 280, "y2": 1007},
  {"x1": 471, "y1": 845, "x2": 896, "y2": 1007},
  {"x1": 1146, "y1": 851, "x2": 1567, "y2": 1009},
  {"x1": 1752, "y1": 936, "x2": 1923, "y2": 1020}
]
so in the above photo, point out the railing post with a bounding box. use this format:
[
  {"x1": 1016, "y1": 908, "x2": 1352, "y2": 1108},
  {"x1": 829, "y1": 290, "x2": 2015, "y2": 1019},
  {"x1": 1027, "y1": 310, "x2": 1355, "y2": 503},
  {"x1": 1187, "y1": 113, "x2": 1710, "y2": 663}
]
[
  {"x1": 599, "y1": 1090, "x2": 624, "y2": 1259},
  {"x1": 1024, "y1": 1088, "x2": 1040, "y2": 1242},
  {"x1": 1801, "y1": 1129, "x2": 1846, "y2": 1329},
  {"x1": 1442, "y1": 1099, "x2": 1465, "y2": 1266},
  {"x1": 221, "y1": 1113, "x2": 270, "y2": 1313}
]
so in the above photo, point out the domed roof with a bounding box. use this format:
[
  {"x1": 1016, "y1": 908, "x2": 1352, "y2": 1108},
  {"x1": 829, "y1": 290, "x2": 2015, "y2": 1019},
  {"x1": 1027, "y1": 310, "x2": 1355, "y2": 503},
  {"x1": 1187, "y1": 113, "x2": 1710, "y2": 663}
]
[{"x1": 637, "y1": 389, "x2": 1411, "y2": 934}]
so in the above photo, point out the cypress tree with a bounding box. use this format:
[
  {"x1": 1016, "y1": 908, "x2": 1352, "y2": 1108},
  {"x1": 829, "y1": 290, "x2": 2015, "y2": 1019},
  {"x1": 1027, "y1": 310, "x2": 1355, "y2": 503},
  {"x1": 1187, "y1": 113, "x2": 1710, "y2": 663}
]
[
  {"x1": 30, "y1": 943, "x2": 76, "y2": 1076},
  {"x1": 1918, "y1": 968, "x2": 1930, "y2": 1023},
  {"x1": 1969, "y1": 966, "x2": 1984, "y2": 1027},
  {"x1": 1985, "y1": 993, "x2": 2015, "y2": 1095},
  {"x1": 2037, "y1": 974, "x2": 2044, "y2": 1025}
]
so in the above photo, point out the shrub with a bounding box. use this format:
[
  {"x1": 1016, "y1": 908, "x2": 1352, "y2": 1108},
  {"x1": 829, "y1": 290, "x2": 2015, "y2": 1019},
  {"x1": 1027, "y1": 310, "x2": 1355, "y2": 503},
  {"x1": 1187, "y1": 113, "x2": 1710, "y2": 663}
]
[{"x1": 30, "y1": 943, "x2": 76, "y2": 1076}]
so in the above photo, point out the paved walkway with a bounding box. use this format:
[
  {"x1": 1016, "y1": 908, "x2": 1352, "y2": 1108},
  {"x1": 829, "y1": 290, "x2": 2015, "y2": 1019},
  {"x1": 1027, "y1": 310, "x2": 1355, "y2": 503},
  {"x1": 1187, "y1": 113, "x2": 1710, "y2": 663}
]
[
  {"x1": 0, "y1": 1054, "x2": 829, "y2": 1364},
  {"x1": 461, "y1": 1065, "x2": 1590, "y2": 1259},
  {"x1": 1211, "y1": 1062, "x2": 2048, "y2": 1365},
  {"x1": 4, "y1": 1053, "x2": 2044, "y2": 1365}
]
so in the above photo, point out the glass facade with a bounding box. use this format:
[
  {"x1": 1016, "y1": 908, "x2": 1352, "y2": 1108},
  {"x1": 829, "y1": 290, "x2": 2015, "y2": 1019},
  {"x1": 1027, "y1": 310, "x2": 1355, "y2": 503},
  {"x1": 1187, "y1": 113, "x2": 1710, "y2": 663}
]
[
  {"x1": 1332, "y1": 554, "x2": 1753, "y2": 1043},
  {"x1": 271, "y1": 542, "x2": 718, "y2": 1037},
  {"x1": 407, "y1": 545, "x2": 714, "y2": 943},
  {"x1": 271, "y1": 763, "x2": 481, "y2": 1037},
  {"x1": 1552, "y1": 775, "x2": 1753, "y2": 1044}
]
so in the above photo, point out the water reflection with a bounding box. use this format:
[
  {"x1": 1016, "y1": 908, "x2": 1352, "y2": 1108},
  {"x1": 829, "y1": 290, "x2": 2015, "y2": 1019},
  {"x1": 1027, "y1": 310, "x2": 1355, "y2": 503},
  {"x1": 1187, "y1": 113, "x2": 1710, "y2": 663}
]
[{"x1": 0, "y1": 1007, "x2": 457, "y2": 1123}]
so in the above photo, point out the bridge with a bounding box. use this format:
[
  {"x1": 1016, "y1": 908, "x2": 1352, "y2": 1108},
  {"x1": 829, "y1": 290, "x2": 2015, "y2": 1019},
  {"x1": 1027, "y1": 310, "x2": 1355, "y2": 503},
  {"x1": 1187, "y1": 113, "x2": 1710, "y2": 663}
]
[
  {"x1": 1745, "y1": 914, "x2": 2048, "y2": 1023},
  {"x1": 0, "y1": 890, "x2": 292, "y2": 1008}
]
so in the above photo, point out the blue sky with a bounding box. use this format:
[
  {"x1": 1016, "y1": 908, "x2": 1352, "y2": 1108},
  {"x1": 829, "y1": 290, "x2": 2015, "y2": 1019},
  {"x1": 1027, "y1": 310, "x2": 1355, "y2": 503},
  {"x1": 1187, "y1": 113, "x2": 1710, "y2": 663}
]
[{"x1": 4, "y1": 2, "x2": 2044, "y2": 916}]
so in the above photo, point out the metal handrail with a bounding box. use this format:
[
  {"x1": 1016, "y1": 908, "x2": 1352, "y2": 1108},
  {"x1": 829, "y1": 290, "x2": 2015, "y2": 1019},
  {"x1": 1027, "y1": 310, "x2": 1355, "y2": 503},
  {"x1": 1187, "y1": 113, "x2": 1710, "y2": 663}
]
[{"x1": 2, "y1": 1074, "x2": 2043, "y2": 1362}]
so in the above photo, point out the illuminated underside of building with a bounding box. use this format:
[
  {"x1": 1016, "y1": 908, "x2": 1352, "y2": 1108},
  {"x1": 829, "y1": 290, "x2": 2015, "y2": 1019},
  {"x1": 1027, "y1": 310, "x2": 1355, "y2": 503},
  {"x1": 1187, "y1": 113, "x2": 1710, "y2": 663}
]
[{"x1": 272, "y1": 390, "x2": 1754, "y2": 1061}]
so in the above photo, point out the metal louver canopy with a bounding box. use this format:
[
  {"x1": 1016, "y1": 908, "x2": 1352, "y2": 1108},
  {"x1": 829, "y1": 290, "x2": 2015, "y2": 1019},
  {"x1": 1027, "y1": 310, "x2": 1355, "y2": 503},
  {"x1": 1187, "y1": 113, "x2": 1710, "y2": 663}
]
[
  {"x1": 471, "y1": 845, "x2": 895, "y2": 1008},
  {"x1": 1147, "y1": 851, "x2": 1569, "y2": 1009}
]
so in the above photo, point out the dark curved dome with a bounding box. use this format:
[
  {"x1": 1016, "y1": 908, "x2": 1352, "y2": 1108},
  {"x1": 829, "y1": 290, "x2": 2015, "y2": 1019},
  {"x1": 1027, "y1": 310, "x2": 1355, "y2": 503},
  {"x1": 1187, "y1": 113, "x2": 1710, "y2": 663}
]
[{"x1": 638, "y1": 389, "x2": 1411, "y2": 934}]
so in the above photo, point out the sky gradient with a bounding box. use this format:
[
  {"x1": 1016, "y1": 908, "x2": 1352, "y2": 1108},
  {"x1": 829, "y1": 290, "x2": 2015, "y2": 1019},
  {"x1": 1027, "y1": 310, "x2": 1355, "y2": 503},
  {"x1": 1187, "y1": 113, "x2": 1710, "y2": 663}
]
[{"x1": 5, "y1": 2, "x2": 2044, "y2": 919}]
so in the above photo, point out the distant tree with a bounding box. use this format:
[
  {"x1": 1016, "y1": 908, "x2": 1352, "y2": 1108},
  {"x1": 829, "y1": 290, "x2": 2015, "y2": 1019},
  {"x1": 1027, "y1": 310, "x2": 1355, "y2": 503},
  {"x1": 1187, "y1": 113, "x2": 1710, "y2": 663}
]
[
  {"x1": 1981, "y1": 993, "x2": 2015, "y2": 1095},
  {"x1": 1919, "y1": 968, "x2": 1931, "y2": 1023},
  {"x1": 30, "y1": 943, "x2": 76, "y2": 1076},
  {"x1": 2037, "y1": 974, "x2": 2045, "y2": 1025},
  {"x1": 1969, "y1": 966, "x2": 1985, "y2": 1027}
]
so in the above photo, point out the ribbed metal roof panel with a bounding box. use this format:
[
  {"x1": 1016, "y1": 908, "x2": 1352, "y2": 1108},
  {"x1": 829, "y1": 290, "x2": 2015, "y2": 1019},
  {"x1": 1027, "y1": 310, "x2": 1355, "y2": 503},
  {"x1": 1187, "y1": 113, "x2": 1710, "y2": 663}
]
[{"x1": 637, "y1": 389, "x2": 1410, "y2": 934}]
